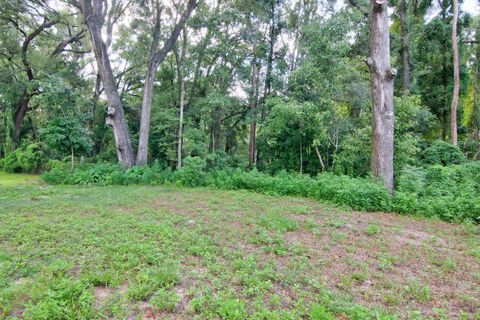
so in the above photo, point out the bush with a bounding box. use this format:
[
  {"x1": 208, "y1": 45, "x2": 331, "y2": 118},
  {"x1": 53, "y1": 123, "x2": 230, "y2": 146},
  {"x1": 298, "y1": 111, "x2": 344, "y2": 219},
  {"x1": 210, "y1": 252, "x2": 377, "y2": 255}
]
[
  {"x1": 422, "y1": 140, "x2": 466, "y2": 166},
  {"x1": 394, "y1": 162, "x2": 480, "y2": 223},
  {"x1": 3, "y1": 143, "x2": 46, "y2": 173},
  {"x1": 174, "y1": 156, "x2": 207, "y2": 187},
  {"x1": 41, "y1": 161, "x2": 480, "y2": 223}
]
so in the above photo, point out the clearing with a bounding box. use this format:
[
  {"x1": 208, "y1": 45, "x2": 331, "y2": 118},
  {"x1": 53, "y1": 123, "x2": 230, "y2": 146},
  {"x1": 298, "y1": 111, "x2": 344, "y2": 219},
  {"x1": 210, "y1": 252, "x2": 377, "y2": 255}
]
[{"x1": 0, "y1": 182, "x2": 479, "y2": 319}]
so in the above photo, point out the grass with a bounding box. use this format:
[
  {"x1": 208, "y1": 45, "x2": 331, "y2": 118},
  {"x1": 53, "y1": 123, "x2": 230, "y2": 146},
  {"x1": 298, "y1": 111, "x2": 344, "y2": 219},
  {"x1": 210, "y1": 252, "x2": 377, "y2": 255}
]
[
  {"x1": 0, "y1": 181, "x2": 479, "y2": 319},
  {"x1": 0, "y1": 170, "x2": 39, "y2": 187}
]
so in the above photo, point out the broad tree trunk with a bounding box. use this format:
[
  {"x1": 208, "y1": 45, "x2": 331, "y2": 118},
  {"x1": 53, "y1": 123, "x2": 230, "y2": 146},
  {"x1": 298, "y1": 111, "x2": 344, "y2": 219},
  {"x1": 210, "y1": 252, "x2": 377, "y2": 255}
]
[
  {"x1": 450, "y1": 0, "x2": 459, "y2": 146},
  {"x1": 136, "y1": 0, "x2": 198, "y2": 165},
  {"x1": 367, "y1": 0, "x2": 397, "y2": 192},
  {"x1": 176, "y1": 28, "x2": 187, "y2": 169},
  {"x1": 81, "y1": 0, "x2": 135, "y2": 168},
  {"x1": 399, "y1": 0, "x2": 410, "y2": 93}
]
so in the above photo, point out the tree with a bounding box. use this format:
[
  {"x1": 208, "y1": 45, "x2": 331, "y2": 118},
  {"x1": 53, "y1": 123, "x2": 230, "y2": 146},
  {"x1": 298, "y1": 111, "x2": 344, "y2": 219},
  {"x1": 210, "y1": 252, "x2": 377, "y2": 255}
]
[
  {"x1": 450, "y1": 0, "x2": 459, "y2": 145},
  {"x1": 42, "y1": 116, "x2": 92, "y2": 171},
  {"x1": 367, "y1": 0, "x2": 397, "y2": 191},
  {"x1": 79, "y1": 0, "x2": 135, "y2": 168},
  {"x1": 34, "y1": 75, "x2": 92, "y2": 171},
  {"x1": 175, "y1": 28, "x2": 188, "y2": 169},
  {"x1": 0, "y1": 0, "x2": 86, "y2": 141},
  {"x1": 136, "y1": 0, "x2": 198, "y2": 165}
]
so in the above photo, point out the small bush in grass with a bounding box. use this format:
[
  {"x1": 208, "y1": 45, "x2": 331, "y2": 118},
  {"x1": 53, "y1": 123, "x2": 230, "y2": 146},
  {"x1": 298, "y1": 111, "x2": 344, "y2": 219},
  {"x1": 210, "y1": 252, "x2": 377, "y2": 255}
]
[
  {"x1": 24, "y1": 279, "x2": 95, "y2": 319},
  {"x1": 215, "y1": 298, "x2": 247, "y2": 320},
  {"x1": 127, "y1": 266, "x2": 179, "y2": 301},
  {"x1": 149, "y1": 288, "x2": 180, "y2": 312}
]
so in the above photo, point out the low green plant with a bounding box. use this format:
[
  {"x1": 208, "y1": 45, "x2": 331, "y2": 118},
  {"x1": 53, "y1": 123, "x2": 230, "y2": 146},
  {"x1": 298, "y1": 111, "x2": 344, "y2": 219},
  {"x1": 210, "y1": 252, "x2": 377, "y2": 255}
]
[
  {"x1": 41, "y1": 160, "x2": 480, "y2": 223},
  {"x1": 422, "y1": 140, "x2": 466, "y2": 166},
  {"x1": 150, "y1": 288, "x2": 180, "y2": 312},
  {"x1": 3, "y1": 143, "x2": 45, "y2": 173}
]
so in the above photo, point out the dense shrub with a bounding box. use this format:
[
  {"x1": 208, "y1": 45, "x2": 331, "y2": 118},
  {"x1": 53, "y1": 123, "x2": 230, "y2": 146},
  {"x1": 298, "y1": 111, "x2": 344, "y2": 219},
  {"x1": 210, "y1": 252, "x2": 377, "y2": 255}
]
[
  {"x1": 3, "y1": 143, "x2": 46, "y2": 173},
  {"x1": 41, "y1": 161, "x2": 480, "y2": 223},
  {"x1": 174, "y1": 156, "x2": 207, "y2": 187},
  {"x1": 395, "y1": 162, "x2": 480, "y2": 222},
  {"x1": 422, "y1": 140, "x2": 466, "y2": 166}
]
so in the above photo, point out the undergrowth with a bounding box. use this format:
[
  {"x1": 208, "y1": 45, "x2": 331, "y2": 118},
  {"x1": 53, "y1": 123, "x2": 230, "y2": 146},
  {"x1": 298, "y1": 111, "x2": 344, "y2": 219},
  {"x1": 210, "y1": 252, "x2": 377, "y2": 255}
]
[{"x1": 41, "y1": 158, "x2": 480, "y2": 223}]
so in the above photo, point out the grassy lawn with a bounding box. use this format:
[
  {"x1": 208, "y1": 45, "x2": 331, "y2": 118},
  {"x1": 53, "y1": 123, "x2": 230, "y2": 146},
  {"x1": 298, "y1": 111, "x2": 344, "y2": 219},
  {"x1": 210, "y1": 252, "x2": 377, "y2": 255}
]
[
  {"x1": 0, "y1": 171, "x2": 39, "y2": 187},
  {"x1": 0, "y1": 183, "x2": 479, "y2": 319}
]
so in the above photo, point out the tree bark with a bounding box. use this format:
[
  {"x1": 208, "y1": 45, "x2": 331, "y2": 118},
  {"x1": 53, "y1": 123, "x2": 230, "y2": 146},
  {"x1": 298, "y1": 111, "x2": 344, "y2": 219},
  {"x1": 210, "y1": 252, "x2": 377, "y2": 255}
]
[
  {"x1": 136, "y1": 2, "x2": 162, "y2": 166},
  {"x1": 248, "y1": 47, "x2": 259, "y2": 168},
  {"x1": 257, "y1": 1, "x2": 277, "y2": 167},
  {"x1": 13, "y1": 95, "x2": 30, "y2": 139},
  {"x1": 367, "y1": 0, "x2": 397, "y2": 192},
  {"x1": 136, "y1": 0, "x2": 198, "y2": 165},
  {"x1": 80, "y1": 0, "x2": 135, "y2": 168},
  {"x1": 399, "y1": 0, "x2": 410, "y2": 93},
  {"x1": 314, "y1": 146, "x2": 325, "y2": 172},
  {"x1": 176, "y1": 28, "x2": 187, "y2": 169},
  {"x1": 450, "y1": 0, "x2": 459, "y2": 146}
]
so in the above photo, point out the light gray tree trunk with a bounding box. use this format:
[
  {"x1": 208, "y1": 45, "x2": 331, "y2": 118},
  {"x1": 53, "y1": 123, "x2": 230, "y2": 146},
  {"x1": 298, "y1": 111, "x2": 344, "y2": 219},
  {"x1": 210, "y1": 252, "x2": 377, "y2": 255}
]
[
  {"x1": 80, "y1": 0, "x2": 135, "y2": 168},
  {"x1": 450, "y1": 0, "x2": 459, "y2": 146},
  {"x1": 176, "y1": 28, "x2": 187, "y2": 169},
  {"x1": 136, "y1": 0, "x2": 198, "y2": 165},
  {"x1": 136, "y1": 2, "x2": 162, "y2": 166},
  {"x1": 248, "y1": 45, "x2": 259, "y2": 168},
  {"x1": 367, "y1": 0, "x2": 397, "y2": 192},
  {"x1": 314, "y1": 146, "x2": 325, "y2": 172}
]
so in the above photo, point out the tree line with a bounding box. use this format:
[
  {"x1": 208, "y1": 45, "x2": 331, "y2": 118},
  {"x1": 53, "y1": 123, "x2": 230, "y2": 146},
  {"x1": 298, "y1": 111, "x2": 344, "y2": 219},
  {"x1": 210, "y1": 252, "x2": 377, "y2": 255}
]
[{"x1": 0, "y1": 0, "x2": 478, "y2": 192}]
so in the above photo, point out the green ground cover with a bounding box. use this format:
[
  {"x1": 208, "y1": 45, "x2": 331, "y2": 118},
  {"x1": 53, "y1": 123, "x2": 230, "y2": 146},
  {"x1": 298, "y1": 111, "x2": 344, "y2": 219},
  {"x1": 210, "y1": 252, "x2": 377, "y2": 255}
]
[{"x1": 0, "y1": 182, "x2": 479, "y2": 319}]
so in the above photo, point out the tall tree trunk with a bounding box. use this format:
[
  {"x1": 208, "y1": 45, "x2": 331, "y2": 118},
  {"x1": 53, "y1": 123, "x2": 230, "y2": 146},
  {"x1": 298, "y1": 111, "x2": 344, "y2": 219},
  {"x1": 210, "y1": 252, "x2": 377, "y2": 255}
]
[
  {"x1": 136, "y1": 2, "x2": 162, "y2": 166},
  {"x1": 81, "y1": 0, "x2": 135, "y2": 168},
  {"x1": 450, "y1": 0, "x2": 459, "y2": 146},
  {"x1": 136, "y1": 0, "x2": 198, "y2": 165},
  {"x1": 257, "y1": 2, "x2": 277, "y2": 168},
  {"x1": 176, "y1": 28, "x2": 187, "y2": 169},
  {"x1": 248, "y1": 47, "x2": 259, "y2": 168},
  {"x1": 399, "y1": 0, "x2": 410, "y2": 93},
  {"x1": 367, "y1": 0, "x2": 397, "y2": 192}
]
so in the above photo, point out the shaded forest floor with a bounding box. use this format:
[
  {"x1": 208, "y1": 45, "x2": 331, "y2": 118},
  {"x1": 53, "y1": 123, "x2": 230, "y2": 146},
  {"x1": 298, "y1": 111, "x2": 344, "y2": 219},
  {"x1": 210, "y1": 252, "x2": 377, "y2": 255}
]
[{"x1": 0, "y1": 181, "x2": 479, "y2": 319}]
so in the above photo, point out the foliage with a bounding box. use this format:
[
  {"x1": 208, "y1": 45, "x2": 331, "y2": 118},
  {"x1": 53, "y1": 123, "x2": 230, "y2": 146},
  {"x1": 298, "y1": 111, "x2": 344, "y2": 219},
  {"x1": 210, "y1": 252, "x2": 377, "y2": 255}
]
[
  {"x1": 2, "y1": 184, "x2": 478, "y2": 318},
  {"x1": 3, "y1": 143, "x2": 45, "y2": 173},
  {"x1": 422, "y1": 140, "x2": 466, "y2": 166},
  {"x1": 174, "y1": 156, "x2": 207, "y2": 187},
  {"x1": 40, "y1": 115, "x2": 93, "y2": 160},
  {"x1": 42, "y1": 161, "x2": 480, "y2": 223}
]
